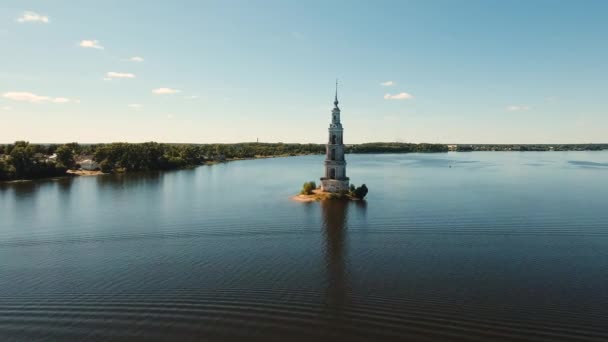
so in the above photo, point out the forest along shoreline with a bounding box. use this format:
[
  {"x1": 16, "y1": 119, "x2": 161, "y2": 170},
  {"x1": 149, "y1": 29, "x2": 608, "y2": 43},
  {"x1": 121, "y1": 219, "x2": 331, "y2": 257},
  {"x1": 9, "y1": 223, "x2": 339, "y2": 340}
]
[
  {"x1": 1, "y1": 141, "x2": 606, "y2": 183},
  {"x1": 1, "y1": 154, "x2": 310, "y2": 183},
  {"x1": 0, "y1": 142, "x2": 446, "y2": 183}
]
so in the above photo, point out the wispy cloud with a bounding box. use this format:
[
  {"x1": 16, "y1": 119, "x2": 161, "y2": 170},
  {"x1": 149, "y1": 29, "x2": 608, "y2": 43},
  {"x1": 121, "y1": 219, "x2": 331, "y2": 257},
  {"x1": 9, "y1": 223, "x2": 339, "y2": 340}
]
[
  {"x1": 183, "y1": 95, "x2": 200, "y2": 100},
  {"x1": 384, "y1": 92, "x2": 413, "y2": 100},
  {"x1": 506, "y1": 105, "x2": 530, "y2": 111},
  {"x1": 380, "y1": 81, "x2": 395, "y2": 86},
  {"x1": 16, "y1": 11, "x2": 49, "y2": 24},
  {"x1": 52, "y1": 97, "x2": 71, "y2": 104},
  {"x1": 79, "y1": 40, "x2": 104, "y2": 50},
  {"x1": 167, "y1": 113, "x2": 175, "y2": 119},
  {"x1": 128, "y1": 56, "x2": 144, "y2": 62},
  {"x1": 128, "y1": 104, "x2": 142, "y2": 109},
  {"x1": 1, "y1": 106, "x2": 12, "y2": 111},
  {"x1": 104, "y1": 72, "x2": 135, "y2": 80},
  {"x1": 153, "y1": 88, "x2": 180, "y2": 95},
  {"x1": 2, "y1": 92, "x2": 76, "y2": 104},
  {"x1": 3, "y1": 92, "x2": 49, "y2": 103}
]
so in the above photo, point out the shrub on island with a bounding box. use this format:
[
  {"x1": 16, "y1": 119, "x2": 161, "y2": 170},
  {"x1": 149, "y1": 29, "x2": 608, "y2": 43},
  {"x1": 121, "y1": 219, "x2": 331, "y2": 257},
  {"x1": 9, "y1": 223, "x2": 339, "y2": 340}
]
[
  {"x1": 350, "y1": 184, "x2": 369, "y2": 200},
  {"x1": 300, "y1": 181, "x2": 317, "y2": 195}
]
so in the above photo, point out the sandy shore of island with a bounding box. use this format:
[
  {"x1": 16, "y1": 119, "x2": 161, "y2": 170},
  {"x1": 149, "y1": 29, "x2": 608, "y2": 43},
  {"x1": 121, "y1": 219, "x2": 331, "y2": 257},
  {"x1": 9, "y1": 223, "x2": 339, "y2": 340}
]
[
  {"x1": 67, "y1": 170, "x2": 105, "y2": 176},
  {"x1": 291, "y1": 192, "x2": 325, "y2": 202},
  {"x1": 291, "y1": 189, "x2": 360, "y2": 202}
]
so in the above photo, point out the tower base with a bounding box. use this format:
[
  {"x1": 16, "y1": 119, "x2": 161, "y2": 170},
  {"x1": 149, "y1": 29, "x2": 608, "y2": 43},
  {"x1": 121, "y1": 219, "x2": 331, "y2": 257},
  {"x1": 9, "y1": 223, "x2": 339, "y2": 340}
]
[{"x1": 320, "y1": 178, "x2": 350, "y2": 193}]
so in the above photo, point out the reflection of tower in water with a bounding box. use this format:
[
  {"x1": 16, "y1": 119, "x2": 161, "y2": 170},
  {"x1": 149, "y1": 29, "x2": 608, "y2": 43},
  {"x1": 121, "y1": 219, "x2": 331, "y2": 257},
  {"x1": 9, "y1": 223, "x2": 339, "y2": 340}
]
[{"x1": 320, "y1": 200, "x2": 350, "y2": 319}]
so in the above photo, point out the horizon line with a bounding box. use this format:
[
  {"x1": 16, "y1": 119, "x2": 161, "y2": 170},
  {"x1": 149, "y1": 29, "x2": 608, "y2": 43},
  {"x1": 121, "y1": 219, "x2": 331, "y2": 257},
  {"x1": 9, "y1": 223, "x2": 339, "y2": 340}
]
[{"x1": 1, "y1": 141, "x2": 607, "y2": 146}]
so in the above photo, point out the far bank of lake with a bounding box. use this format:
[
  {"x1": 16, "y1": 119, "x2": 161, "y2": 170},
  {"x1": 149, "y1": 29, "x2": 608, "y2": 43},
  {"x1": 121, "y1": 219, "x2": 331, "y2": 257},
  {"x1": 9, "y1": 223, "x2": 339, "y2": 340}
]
[{"x1": 1, "y1": 140, "x2": 606, "y2": 183}]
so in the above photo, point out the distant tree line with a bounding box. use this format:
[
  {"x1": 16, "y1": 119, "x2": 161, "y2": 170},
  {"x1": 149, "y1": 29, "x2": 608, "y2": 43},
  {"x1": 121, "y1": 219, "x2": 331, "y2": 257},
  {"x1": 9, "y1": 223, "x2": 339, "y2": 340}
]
[
  {"x1": 0, "y1": 141, "x2": 75, "y2": 181},
  {"x1": 348, "y1": 142, "x2": 448, "y2": 153},
  {"x1": 456, "y1": 144, "x2": 608, "y2": 152},
  {"x1": 0, "y1": 142, "x2": 326, "y2": 181},
  {"x1": 1, "y1": 141, "x2": 606, "y2": 181}
]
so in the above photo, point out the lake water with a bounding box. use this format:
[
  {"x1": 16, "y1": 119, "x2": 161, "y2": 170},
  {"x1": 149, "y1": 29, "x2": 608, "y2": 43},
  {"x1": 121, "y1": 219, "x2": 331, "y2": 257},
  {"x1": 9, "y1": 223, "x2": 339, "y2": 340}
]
[{"x1": 1, "y1": 152, "x2": 608, "y2": 341}]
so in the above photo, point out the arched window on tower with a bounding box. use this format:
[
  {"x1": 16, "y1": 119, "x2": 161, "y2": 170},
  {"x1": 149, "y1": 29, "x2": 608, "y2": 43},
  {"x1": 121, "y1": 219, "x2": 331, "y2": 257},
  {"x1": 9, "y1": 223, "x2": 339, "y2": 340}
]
[
  {"x1": 330, "y1": 149, "x2": 336, "y2": 161},
  {"x1": 330, "y1": 168, "x2": 336, "y2": 179},
  {"x1": 331, "y1": 134, "x2": 336, "y2": 144}
]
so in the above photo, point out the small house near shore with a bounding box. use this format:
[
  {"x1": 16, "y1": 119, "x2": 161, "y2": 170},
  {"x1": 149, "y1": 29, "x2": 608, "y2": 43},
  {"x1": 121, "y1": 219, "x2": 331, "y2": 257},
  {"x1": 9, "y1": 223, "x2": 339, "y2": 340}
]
[{"x1": 76, "y1": 156, "x2": 99, "y2": 171}]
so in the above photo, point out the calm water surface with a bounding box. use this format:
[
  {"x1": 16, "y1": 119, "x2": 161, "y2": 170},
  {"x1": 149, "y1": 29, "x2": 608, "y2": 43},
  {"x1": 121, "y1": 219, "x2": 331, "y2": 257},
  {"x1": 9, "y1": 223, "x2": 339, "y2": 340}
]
[{"x1": 1, "y1": 152, "x2": 608, "y2": 341}]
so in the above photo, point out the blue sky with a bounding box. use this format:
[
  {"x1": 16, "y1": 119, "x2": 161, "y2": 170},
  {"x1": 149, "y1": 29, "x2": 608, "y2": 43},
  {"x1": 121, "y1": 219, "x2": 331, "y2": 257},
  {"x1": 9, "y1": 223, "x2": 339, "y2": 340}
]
[{"x1": 1, "y1": 0, "x2": 607, "y2": 144}]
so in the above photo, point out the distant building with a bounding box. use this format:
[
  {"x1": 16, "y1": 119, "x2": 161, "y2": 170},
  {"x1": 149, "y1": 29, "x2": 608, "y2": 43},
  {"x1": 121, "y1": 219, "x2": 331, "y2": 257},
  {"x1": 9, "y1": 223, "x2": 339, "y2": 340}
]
[
  {"x1": 447, "y1": 144, "x2": 458, "y2": 151},
  {"x1": 76, "y1": 155, "x2": 99, "y2": 170},
  {"x1": 79, "y1": 159, "x2": 99, "y2": 171},
  {"x1": 320, "y1": 82, "x2": 349, "y2": 193}
]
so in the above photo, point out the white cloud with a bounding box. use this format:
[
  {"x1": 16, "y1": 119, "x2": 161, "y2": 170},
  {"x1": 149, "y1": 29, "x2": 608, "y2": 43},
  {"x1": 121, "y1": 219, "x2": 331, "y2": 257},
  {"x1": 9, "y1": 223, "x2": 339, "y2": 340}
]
[
  {"x1": 380, "y1": 81, "x2": 395, "y2": 86},
  {"x1": 2, "y1": 92, "x2": 76, "y2": 104},
  {"x1": 104, "y1": 72, "x2": 135, "y2": 80},
  {"x1": 183, "y1": 95, "x2": 199, "y2": 100},
  {"x1": 129, "y1": 56, "x2": 144, "y2": 62},
  {"x1": 167, "y1": 113, "x2": 175, "y2": 119},
  {"x1": 17, "y1": 11, "x2": 49, "y2": 24},
  {"x1": 79, "y1": 40, "x2": 104, "y2": 50},
  {"x1": 506, "y1": 105, "x2": 530, "y2": 111},
  {"x1": 3, "y1": 92, "x2": 49, "y2": 102},
  {"x1": 153, "y1": 87, "x2": 180, "y2": 95},
  {"x1": 384, "y1": 92, "x2": 413, "y2": 100},
  {"x1": 128, "y1": 104, "x2": 142, "y2": 109},
  {"x1": 1, "y1": 106, "x2": 12, "y2": 111}
]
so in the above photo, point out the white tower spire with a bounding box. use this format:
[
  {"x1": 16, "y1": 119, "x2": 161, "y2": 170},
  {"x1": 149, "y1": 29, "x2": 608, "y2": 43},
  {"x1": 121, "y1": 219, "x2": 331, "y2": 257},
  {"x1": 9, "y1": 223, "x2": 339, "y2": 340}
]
[{"x1": 334, "y1": 79, "x2": 339, "y2": 108}]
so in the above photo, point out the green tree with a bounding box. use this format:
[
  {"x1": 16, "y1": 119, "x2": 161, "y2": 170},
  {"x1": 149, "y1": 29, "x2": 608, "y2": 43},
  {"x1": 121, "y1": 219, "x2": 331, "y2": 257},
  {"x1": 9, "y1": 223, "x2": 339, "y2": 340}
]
[
  {"x1": 9, "y1": 141, "x2": 34, "y2": 178},
  {"x1": 55, "y1": 145, "x2": 75, "y2": 168},
  {"x1": 0, "y1": 159, "x2": 12, "y2": 180},
  {"x1": 352, "y1": 184, "x2": 369, "y2": 199},
  {"x1": 301, "y1": 181, "x2": 317, "y2": 195}
]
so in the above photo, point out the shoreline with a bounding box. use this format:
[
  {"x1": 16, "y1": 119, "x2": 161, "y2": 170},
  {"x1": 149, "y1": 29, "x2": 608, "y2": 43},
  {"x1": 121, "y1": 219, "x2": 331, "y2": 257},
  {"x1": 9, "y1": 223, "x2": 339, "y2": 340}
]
[
  {"x1": 2, "y1": 149, "x2": 607, "y2": 184},
  {"x1": 224, "y1": 153, "x2": 317, "y2": 162},
  {"x1": 67, "y1": 169, "x2": 105, "y2": 176},
  {"x1": 0, "y1": 153, "x2": 316, "y2": 184}
]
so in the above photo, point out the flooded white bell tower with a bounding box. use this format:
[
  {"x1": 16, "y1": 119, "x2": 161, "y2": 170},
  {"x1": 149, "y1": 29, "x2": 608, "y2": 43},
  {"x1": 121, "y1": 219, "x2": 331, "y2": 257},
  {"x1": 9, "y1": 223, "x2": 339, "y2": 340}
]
[{"x1": 320, "y1": 80, "x2": 349, "y2": 192}]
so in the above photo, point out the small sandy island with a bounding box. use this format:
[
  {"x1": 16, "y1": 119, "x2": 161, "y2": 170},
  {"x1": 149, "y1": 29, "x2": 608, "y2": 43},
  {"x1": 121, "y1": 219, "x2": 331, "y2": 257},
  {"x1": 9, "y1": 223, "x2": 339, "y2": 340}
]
[
  {"x1": 67, "y1": 170, "x2": 105, "y2": 176},
  {"x1": 291, "y1": 189, "x2": 360, "y2": 202}
]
